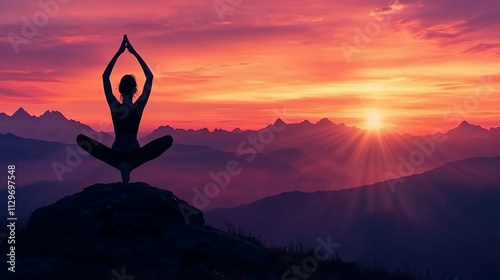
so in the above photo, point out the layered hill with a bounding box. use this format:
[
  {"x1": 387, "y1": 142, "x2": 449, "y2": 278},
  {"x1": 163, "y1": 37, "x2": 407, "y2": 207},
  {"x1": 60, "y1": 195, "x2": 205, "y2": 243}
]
[{"x1": 206, "y1": 157, "x2": 500, "y2": 280}]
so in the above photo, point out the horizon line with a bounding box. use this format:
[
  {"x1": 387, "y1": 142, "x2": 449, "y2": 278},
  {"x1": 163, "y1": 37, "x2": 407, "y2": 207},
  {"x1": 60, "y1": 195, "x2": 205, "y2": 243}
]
[{"x1": 2, "y1": 107, "x2": 499, "y2": 137}]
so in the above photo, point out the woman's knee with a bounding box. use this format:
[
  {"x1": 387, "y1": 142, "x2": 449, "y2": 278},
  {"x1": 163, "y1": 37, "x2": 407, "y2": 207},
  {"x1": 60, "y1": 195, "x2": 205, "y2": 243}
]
[
  {"x1": 144, "y1": 135, "x2": 173, "y2": 152},
  {"x1": 76, "y1": 135, "x2": 93, "y2": 152},
  {"x1": 163, "y1": 135, "x2": 173, "y2": 144},
  {"x1": 76, "y1": 134, "x2": 100, "y2": 153},
  {"x1": 76, "y1": 134, "x2": 87, "y2": 143},
  {"x1": 161, "y1": 135, "x2": 173, "y2": 149},
  {"x1": 153, "y1": 135, "x2": 173, "y2": 147}
]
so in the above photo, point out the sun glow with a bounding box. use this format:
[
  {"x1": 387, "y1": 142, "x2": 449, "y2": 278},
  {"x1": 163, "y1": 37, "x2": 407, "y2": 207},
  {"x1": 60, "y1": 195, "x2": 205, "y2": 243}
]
[{"x1": 366, "y1": 110, "x2": 383, "y2": 130}]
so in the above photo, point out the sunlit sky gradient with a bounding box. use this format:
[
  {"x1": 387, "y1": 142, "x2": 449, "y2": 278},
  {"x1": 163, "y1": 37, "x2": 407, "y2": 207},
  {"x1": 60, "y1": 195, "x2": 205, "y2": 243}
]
[{"x1": 1, "y1": 0, "x2": 500, "y2": 134}]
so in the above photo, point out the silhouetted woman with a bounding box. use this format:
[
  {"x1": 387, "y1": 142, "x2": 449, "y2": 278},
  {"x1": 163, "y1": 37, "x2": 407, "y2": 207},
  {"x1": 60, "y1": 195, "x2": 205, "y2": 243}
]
[{"x1": 76, "y1": 35, "x2": 173, "y2": 183}]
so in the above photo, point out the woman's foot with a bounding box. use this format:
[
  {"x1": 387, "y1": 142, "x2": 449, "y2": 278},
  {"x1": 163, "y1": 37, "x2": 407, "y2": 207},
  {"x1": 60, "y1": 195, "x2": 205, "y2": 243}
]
[{"x1": 118, "y1": 162, "x2": 133, "y2": 184}]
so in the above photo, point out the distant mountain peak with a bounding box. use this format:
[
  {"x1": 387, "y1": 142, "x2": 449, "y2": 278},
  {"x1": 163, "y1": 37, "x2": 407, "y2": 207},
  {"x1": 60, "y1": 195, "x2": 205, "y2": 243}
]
[
  {"x1": 317, "y1": 118, "x2": 333, "y2": 125},
  {"x1": 457, "y1": 120, "x2": 484, "y2": 129},
  {"x1": 274, "y1": 118, "x2": 286, "y2": 126},
  {"x1": 449, "y1": 120, "x2": 487, "y2": 134},
  {"x1": 11, "y1": 107, "x2": 32, "y2": 119},
  {"x1": 42, "y1": 110, "x2": 60, "y2": 116},
  {"x1": 41, "y1": 110, "x2": 67, "y2": 121},
  {"x1": 458, "y1": 120, "x2": 472, "y2": 127}
]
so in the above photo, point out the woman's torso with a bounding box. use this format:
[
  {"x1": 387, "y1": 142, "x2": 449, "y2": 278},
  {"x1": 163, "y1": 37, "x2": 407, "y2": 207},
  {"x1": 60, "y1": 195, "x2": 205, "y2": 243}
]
[{"x1": 111, "y1": 103, "x2": 142, "y2": 151}]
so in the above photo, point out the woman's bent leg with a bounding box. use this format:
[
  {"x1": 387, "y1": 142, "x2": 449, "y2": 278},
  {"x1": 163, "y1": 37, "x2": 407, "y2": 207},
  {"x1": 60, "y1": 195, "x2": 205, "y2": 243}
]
[
  {"x1": 76, "y1": 134, "x2": 121, "y2": 169},
  {"x1": 131, "y1": 135, "x2": 173, "y2": 168},
  {"x1": 76, "y1": 134, "x2": 173, "y2": 183}
]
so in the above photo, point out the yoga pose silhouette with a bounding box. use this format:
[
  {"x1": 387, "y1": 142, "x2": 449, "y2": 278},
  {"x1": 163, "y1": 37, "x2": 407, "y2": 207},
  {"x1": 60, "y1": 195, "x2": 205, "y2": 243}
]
[{"x1": 76, "y1": 35, "x2": 173, "y2": 183}]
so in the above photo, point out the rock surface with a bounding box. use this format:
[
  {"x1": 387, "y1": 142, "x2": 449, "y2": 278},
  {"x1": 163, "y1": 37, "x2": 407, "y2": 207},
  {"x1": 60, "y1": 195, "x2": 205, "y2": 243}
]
[{"x1": 5, "y1": 182, "x2": 270, "y2": 280}]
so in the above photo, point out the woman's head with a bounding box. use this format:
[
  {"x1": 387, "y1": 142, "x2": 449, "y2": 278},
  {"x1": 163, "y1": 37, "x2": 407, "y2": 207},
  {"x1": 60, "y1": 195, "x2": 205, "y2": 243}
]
[{"x1": 119, "y1": 74, "x2": 137, "y2": 100}]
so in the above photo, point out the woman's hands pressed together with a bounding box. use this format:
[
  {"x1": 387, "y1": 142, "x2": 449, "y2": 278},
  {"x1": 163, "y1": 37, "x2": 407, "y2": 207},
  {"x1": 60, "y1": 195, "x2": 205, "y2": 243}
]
[
  {"x1": 125, "y1": 37, "x2": 138, "y2": 55},
  {"x1": 118, "y1": 35, "x2": 127, "y2": 55},
  {"x1": 117, "y1": 34, "x2": 138, "y2": 56}
]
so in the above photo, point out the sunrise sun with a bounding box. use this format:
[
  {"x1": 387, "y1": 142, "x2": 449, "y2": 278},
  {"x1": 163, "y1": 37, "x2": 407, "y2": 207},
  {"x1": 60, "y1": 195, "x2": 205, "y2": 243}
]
[{"x1": 366, "y1": 110, "x2": 383, "y2": 130}]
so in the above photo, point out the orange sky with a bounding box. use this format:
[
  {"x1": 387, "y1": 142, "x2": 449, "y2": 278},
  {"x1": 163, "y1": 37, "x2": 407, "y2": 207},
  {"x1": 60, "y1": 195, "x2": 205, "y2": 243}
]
[{"x1": 1, "y1": 0, "x2": 500, "y2": 135}]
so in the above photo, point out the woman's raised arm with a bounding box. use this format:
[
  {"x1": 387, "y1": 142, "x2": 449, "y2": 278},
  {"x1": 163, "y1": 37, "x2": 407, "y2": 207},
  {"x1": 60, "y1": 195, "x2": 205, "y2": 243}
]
[
  {"x1": 126, "y1": 38, "x2": 154, "y2": 108},
  {"x1": 103, "y1": 35, "x2": 127, "y2": 106}
]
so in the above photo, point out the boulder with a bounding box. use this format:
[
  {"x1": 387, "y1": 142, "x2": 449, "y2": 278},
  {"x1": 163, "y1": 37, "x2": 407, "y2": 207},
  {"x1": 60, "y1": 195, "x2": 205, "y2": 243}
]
[{"x1": 13, "y1": 182, "x2": 270, "y2": 279}]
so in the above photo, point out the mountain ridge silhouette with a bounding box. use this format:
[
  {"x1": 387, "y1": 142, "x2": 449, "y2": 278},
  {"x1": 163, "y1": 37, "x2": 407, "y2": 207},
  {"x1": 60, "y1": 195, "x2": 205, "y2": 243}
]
[{"x1": 206, "y1": 156, "x2": 500, "y2": 280}]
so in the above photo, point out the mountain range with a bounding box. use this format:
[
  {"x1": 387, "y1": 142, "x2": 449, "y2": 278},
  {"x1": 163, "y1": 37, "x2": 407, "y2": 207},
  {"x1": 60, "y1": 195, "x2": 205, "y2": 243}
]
[
  {"x1": 206, "y1": 156, "x2": 500, "y2": 279},
  {"x1": 2, "y1": 108, "x2": 500, "y2": 192},
  {"x1": 0, "y1": 107, "x2": 114, "y2": 145}
]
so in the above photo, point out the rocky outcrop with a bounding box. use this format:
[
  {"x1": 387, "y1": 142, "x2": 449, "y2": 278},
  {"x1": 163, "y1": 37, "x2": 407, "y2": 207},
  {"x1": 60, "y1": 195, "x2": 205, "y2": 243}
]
[{"x1": 10, "y1": 182, "x2": 270, "y2": 280}]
